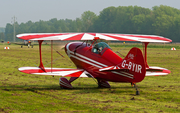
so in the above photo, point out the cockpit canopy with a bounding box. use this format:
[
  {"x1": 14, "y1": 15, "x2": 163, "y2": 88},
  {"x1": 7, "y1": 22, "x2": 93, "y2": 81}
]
[{"x1": 92, "y1": 42, "x2": 111, "y2": 54}]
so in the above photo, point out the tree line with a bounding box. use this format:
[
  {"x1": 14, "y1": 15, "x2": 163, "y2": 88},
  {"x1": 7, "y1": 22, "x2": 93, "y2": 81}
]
[{"x1": 2, "y1": 5, "x2": 180, "y2": 42}]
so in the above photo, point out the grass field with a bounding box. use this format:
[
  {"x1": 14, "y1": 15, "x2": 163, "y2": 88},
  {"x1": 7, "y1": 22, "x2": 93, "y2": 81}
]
[{"x1": 0, "y1": 42, "x2": 180, "y2": 113}]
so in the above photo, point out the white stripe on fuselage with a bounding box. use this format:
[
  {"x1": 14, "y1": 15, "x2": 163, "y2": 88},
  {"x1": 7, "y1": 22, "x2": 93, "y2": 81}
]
[
  {"x1": 66, "y1": 42, "x2": 107, "y2": 67},
  {"x1": 66, "y1": 42, "x2": 134, "y2": 79}
]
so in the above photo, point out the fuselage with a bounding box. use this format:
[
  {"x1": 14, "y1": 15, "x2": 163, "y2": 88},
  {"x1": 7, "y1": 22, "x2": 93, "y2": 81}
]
[{"x1": 65, "y1": 42, "x2": 138, "y2": 83}]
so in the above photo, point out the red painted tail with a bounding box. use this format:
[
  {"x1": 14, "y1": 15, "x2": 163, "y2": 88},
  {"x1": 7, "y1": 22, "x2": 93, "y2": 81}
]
[{"x1": 118, "y1": 47, "x2": 146, "y2": 83}]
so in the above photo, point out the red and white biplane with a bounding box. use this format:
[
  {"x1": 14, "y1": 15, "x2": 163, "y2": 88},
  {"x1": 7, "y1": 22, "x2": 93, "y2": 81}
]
[{"x1": 17, "y1": 33, "x2": 172, "y2": 95}]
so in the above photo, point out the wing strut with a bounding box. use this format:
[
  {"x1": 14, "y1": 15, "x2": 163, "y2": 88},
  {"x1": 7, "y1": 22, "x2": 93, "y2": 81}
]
[
  {"x1": 51, "y1": 40, "x2": 53, "y2": 73},
  {"x1": 38, "y1": 40, "x2": 46, "y2": 72},
  {"x1": 143, "y1": 42, "x2": 149, "y2": 68}
]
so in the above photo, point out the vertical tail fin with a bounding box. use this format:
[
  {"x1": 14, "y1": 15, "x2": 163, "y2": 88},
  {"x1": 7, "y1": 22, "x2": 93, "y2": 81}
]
[{"x1": 118, "y1": 47, "x2": 146, "y2": 83}]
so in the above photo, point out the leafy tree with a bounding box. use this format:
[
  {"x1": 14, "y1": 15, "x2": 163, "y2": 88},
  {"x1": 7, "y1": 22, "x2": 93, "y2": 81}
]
[
  {"x1": 4, "y1": 5, "x2": 180, "y2": 42},
  {"x1": 0, "y1": 27, "x2": 5, "y2": 33},
  {"x1": 5, "y1": 23, "x2": 13, "y2": 41},
  {"x1": 75, "y1": 18, "x2": 83, "y2": 32},
  {"x1": 97, "y1": 6, "x2": 117, "y2": 32},
  {"x1": 0, "y1": 32, "x2": 5, "y2": 41},
  {"x1": 81, "y1": 11, "x2": 97, "y2": 32}
]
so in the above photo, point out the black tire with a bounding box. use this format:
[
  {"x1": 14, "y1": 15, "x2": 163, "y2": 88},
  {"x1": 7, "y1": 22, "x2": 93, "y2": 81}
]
[{"x1": 136, "y1": 91, "x2": 140, "y2": 95}]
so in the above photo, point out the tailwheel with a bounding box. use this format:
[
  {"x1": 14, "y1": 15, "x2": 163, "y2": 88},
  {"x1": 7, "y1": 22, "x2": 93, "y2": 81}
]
[
  {"x1": 59, "y1": 77, "x2": 73, "y2": 89},
  {"x1": 136, "y1": 90, "x2": 140, "y2": 95},
  {"x1": 97, "y1": 79, "x2": 111, "y2": 88},
  {"x1": 132, "y1": 83, "x2": 140, "y2": 95}
]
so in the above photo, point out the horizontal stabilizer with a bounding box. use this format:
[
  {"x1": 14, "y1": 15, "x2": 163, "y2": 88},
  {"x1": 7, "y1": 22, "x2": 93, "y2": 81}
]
[
  {"x1": 99, "y1": 66, "x2": 128, "y2": 72},
  {"x1": 146, "y1": 66, "x2": 171, "y2": 76},
  {"x1": 18, "y1": 67, "x2": 91, "y2": 77}
]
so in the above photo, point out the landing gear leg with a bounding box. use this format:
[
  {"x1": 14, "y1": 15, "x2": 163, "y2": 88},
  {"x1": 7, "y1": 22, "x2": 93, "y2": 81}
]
[
  {"x1": 131, "y1": 82, "x2": 133, "y2": 87},
  {"x1": 69, "y1": 77, "x2": 78, "y2": 83}
]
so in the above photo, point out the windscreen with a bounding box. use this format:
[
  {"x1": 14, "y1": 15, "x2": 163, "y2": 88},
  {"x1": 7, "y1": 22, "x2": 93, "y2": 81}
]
[{"x1": 92, "y1": 42, "x2": 111, "y2": 54}]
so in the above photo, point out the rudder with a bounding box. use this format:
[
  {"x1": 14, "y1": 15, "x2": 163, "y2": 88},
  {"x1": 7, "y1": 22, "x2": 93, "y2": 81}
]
[{"x1": 118, "y1": 47, "x2": 146, "y2": 83}]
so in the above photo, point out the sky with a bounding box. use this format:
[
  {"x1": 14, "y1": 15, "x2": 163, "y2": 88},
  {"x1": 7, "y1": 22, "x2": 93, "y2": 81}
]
[{"x1": 0, "y1": 0, "x2": 180, "y2": 27}]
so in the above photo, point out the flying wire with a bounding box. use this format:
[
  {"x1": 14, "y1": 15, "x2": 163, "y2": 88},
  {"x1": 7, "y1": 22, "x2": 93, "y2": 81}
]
[
  {"x1": 44, "y1": 42, "x2": 75, "y2": 67},
  {"x1": 114, "y1": 43, "x2": 131, "y2": 58}
]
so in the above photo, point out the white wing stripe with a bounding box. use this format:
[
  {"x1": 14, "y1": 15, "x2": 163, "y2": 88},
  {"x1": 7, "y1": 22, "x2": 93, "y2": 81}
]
[
  {"x1": 81, "y1": 33, "x2": 95, "y2": 40},
  {"x1": 18, "y1": 67, "x2": 74, "y2": 71},
  {"x1": 96, "y1": 34, "x2": 118, "y2": 40}
]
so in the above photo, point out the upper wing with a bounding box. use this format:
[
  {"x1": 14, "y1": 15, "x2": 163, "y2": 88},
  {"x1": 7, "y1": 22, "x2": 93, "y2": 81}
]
[
  {"x1": 18, "y1": 67, "x2": 91, "y2": 77},
  {"x1": 16, "y1": 33, "x2": 172, "y2": 43}
]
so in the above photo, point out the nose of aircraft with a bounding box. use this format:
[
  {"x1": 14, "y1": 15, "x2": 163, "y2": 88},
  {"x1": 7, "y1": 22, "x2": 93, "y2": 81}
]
[{"x1": 65, "y1": 42, "x2": 83, "y2": 55}]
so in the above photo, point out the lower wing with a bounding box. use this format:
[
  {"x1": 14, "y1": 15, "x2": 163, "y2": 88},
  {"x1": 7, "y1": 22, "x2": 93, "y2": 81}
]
[{"x1": 18, "y1": 67, "x2": 90, "y2": 77}]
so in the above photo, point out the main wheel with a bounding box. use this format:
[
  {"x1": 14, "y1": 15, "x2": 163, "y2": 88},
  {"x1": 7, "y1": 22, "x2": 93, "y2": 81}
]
[
  {"x1": 59, "y1": 77, "x2": 73, "y2": 89},
  {"x1": 98, "y1": 80, "x2": 111, "y2": 88}
]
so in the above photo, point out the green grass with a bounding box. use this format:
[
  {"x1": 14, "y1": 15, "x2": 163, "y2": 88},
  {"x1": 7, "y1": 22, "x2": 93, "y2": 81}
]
[{"x1": 0, "y1": 43, "x2": 180, "y2": 112}]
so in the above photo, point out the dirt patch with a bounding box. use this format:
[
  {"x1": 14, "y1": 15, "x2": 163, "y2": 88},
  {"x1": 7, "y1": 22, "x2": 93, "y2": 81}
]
[
  {"x1": 3, "y1": 88, "x2": 9, "y2": 91},
  {"x1": 101, "y1": 105, "x2": 113, "y2": 111},
  {"x1": 57, "y1": 110, "x2": 79, "y2": 113},
  {"x1": 91, "y1": 99, "x2": 100, "y2": 103},
  {"x1": 101, "y1": 100, "x2": 113, "y2": 103},
  {"x1": 0, "y1": 108, "x2": 10, "y2": 113},
  {"x1": 12, "y1": 93, "x2": 21, "y2": 96},
  {"x1": 130, "y1": 97, "x2": 135, "y2": 100}
]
